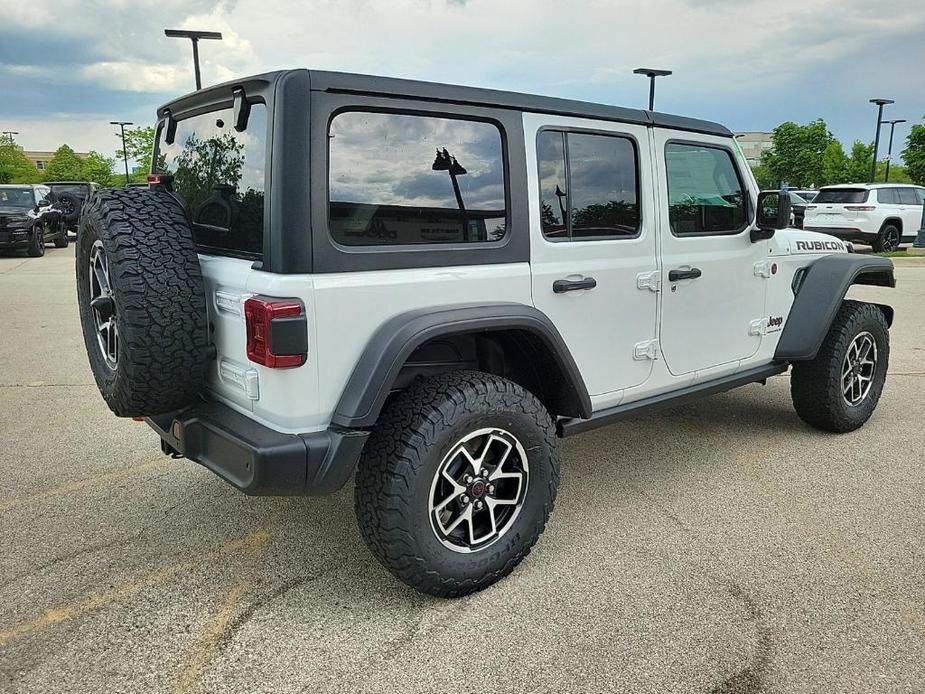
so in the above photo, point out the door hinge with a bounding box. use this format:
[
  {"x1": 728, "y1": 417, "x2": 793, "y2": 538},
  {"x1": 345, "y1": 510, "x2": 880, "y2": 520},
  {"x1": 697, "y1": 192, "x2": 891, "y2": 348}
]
[
  {"x1": 753, "y1": 260, "x2": 774, "y2": 279},
  {"x1": 749, "y1": 318, "x2": 768, "y2": 336},
  {"x1": 633, "y1": 339, "x2": 660, "y2": 360},
  {"x1": 636, "y1": 270, "x2": 661, "y2": 292}
]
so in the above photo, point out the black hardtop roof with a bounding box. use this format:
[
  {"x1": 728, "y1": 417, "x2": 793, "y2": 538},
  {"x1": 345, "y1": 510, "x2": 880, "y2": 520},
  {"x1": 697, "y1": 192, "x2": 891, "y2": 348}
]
[{"x1": 158, "y1": 69, "x2": 733, "y2": 138}]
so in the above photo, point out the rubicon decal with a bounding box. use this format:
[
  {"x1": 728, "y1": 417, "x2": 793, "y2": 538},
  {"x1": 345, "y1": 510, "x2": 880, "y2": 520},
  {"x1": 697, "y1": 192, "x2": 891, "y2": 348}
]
[{"x1": 793, "y1": 239, "x2": 846, "y2": 253}]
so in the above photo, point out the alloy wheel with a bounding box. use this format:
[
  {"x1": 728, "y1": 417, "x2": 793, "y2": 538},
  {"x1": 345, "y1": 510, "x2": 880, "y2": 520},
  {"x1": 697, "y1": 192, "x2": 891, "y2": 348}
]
[
  {"x1": 842, "y1": 331, "x2": 877, "y2": 406},
  {"x1": 89, "y1": 240, "x2": 118, "y2": 369},
  {"x1": 429, "y1": 427, "x2": 529, "y2": 553}
]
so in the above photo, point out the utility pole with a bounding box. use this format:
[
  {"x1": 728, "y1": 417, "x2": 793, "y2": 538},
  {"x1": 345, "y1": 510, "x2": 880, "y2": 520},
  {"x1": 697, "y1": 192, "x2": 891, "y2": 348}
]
[
  {"x1": 633, "y1": 68, "x2": 672, "y2": 111},
  {"x1": 164, "y1": 29, "x2": 223, "y2": 90},
  {"x1": 1, "y1": 131, "x2": 18, "y2": 144},
  {"x1": 869, "y1": 98, "x2": 894, "y2": 182},
  {"x1": 882, "y1": 118, "x2": 906, "y2": 182},
  {"x1": 111, "y1": 121, "x2": 133, "y2": 186}
]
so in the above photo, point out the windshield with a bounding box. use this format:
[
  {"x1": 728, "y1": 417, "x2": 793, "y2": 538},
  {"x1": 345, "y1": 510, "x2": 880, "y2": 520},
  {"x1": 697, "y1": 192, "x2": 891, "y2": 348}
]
[
  {"x1": 0, "y1": 188, "x2": 35, "y2": 209},
  {"x1": 814, "y1": 189, "x2": 869, "y2": 204},
  {"x1": 154, "y1": 103, "x2": 267, "y2": 259}
]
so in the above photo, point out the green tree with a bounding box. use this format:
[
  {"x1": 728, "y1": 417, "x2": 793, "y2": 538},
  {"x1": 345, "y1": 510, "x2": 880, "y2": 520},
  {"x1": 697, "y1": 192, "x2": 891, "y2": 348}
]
[
  {"x1": 820, "y1": 141, "x2": 848, "y2": 185},
  {"x1": 81, "y1": 150, "x2": 115, "y2": 186},
  {"x1": 44, "y1": 144, "x2": 86, "y2": 181},
  {"x1": 761, "y1": 119, "x2": 835, "y2": 188},
  {"x1": 902, "y1": 124, "x2": 925, "y2": 185},
  {"x1": 170, "y1": 132, "x2": 244, "y2": 210},
  {"x1": 116, "y1": 125, "x2": 157, "y2": 172},
  {"x1": 0, "y1": 139, "x2": 43, "y2": 183},
  {"x1": 748, "y1": 163, "x2": 775, "y2": 190},
  {"x1": 845, "y1": 141, "x2": 873, "y2": 183}
]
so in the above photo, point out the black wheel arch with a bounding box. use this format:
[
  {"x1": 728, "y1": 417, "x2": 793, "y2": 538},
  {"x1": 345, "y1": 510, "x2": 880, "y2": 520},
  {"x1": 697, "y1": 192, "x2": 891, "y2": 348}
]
[
  {"x1": 775, "y1": 254, "x2": 895, "y2": 362},
  {"x1": 331, "y1": 303, "x2": 592, "y2": 429}
]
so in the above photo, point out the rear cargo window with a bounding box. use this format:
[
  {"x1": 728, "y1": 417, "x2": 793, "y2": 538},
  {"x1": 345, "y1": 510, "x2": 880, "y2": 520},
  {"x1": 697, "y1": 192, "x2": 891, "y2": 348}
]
[
  {"x1": 328, "y1": 111, "x2": 506, "y2": 246},
  {"x1": 814, "y1": 189, "x2": 869, "y2": 204},
  {"x1": 155, "y1": 104, "x2": 267, "y2": 259}
]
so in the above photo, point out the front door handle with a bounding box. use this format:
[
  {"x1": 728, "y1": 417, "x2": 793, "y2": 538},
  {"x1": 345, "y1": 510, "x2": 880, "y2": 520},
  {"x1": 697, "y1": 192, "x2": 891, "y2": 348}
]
[
  {"x1": 553, "y1": 277, "x2": 597, "y2": 293},
  {"x1": 668, "y1": 267, "x2": 702, "y2": 282}
]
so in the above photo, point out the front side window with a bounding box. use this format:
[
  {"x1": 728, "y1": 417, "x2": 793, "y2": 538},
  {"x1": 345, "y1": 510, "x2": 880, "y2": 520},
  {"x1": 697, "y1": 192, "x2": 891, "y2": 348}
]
[
  {"x1": 155, "y1": 104, "x2": 268, "y2": 259},
  {"x1": 537, "y1": 129, "x2": 640, "y2": 241},
  {"x1": 665, "y1": 143, "x2": 746, "y2": 235},
  {"x1": 328, "y1": 112, "x2": 506, "y2": 246}
]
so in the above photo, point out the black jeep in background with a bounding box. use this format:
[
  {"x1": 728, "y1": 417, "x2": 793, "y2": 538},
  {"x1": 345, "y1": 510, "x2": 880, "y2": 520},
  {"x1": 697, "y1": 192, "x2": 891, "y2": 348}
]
[
  {"x1": 45, "y1": 182, "x2": 98, "y2": 232},
  {"x1": 0, "y1": 184, "x2": 68, "y2": 256}
]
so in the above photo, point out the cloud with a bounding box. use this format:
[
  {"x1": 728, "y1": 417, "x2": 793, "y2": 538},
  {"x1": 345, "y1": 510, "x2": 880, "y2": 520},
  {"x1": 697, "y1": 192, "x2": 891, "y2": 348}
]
[{"x1": 3, "y1": 0, "x2": 924, "y2": 160}]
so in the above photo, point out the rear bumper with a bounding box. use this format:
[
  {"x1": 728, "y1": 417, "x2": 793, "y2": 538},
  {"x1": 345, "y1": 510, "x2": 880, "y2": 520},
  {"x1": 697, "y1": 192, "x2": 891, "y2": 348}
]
[
  {"x1": 146, "y1": 400, "x2": 369, "y2": 496},
  {"x1": 803, "y1": 227, "x2": 873, "y2": 243}
]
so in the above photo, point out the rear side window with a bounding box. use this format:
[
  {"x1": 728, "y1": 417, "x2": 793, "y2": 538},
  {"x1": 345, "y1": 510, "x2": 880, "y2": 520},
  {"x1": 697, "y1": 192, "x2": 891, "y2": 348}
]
[
  {"x1": 897, "y1": 188, "x2": 920, "y2": 205},
  {"x1": 665, "y1": 143, "x2": 746, "y2": 235},
  {"x1": 536, "y1": 129, "x2": 640, "y2": 241},
  {"x1": 814, "y1": 189, "x2": 869, "y2": 204},
  {"x1": 328, "y1": 112, "x2": 506, "y2": 246},
  {"x1": 155, "y1": 104, "x2": 268, "y2": 259}
]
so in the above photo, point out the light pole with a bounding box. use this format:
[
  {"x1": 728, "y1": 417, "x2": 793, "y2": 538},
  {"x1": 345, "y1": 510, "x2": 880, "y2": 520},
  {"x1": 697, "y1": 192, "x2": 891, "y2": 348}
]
[
  {"x1": 633, "y1": 68, "x2": 672, "y2": 111},
  {"x1": 164, "y1": 29, "x2": 222, "y2": 90},
  {"x1": 431, "y1": 148, "x2": 468, "y2": 210},
  {"x1": 869, "y1": 98, "x2": 894, "y2": 183},
  {"x1": 111, "y1": 121, "x2": 133, "y2": 186},
  {"x1": 882, "y1": 118, "x2": 906, "y2": 182},
  {"x1": 1, "y1": 131, "x2": 18, "y2": 144}
]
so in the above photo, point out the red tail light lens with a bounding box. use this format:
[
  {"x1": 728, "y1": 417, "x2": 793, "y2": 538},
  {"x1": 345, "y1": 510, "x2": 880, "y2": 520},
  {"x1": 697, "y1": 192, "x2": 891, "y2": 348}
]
[{"x1": 244, "y1": 296, "x2": 306, "y2": 368}]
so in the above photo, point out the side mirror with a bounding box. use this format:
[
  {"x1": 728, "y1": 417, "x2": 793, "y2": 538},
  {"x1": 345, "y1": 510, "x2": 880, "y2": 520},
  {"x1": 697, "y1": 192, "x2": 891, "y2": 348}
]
[{"x1": 751, "y1": 191, "x2": 791, "y2": 242}]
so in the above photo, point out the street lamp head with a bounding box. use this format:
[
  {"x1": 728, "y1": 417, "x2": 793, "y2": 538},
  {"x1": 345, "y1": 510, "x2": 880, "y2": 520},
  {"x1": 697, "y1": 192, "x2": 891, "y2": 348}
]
[
  {"x1": 634, "y1": 68, "x2": 673, "y2": 78},
  {"x1": 884, "y1": 119, "x2": 907, "y2": 125},
  {"x1": 164, "y1": 29, "x2": 222, "y2": 40},
  {"x1": 869, "y1": 98, "x2": 894, "y2": 106},
  {"x1": 110, "y1": 121, "x2": 133, "y2": 126}
]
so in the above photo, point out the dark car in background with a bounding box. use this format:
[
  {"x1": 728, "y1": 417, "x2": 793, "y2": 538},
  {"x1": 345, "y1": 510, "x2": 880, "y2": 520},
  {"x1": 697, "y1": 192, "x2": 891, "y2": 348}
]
[
  {"x1": 0, "y1": 184, "x2": 68, "y2": 256},
  {"x1": 45, "y1": 181, "x2": 98, "y2": 232}
]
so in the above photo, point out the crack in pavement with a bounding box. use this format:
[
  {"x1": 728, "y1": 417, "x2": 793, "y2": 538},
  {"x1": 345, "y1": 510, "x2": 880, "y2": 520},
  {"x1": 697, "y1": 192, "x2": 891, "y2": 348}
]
[{"x1": 709, "y1": 583, "x2": 772, "y2": 694}]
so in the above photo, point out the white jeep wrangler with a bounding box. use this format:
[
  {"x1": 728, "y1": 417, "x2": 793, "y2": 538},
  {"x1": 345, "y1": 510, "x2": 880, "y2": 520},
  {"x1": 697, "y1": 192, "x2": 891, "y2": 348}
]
[{"x1": 76, "y1": 70, "x2": 895, "y2": 597}]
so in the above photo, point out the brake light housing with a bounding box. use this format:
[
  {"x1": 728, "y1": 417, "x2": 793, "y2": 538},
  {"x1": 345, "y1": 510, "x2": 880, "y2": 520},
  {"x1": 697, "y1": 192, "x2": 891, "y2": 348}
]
[
  {"x1": 845, "y1": 205, "x2": 875, "y2": 211},
  {"x1": 244, "y1": 296, "x2": 307, "y2": 368}
]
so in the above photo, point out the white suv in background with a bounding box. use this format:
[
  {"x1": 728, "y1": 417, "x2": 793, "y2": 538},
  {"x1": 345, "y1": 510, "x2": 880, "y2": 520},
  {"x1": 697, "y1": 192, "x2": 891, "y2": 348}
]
[{"x1": 804, "y1": 183, "x2": 925, "y2": 252}]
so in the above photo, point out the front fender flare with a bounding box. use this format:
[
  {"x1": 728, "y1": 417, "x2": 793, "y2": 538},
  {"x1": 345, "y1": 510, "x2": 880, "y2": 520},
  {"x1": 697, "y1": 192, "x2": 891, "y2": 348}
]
[
  {"x1": 775, "y1": 254, "x2": 895, "y2": 362},
  {"x1": 331, "y1": 303, "x2": 592, "y2": 429}
]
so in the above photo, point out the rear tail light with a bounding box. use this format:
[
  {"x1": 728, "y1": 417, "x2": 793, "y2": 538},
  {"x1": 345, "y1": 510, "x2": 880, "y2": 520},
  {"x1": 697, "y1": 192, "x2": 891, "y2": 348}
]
[
  {"x1": 845, "y1": 206, "x2": 875, "y2": 211},
  {"x1": 244, "y1": 296, "x2": 307, "y2": 368}
]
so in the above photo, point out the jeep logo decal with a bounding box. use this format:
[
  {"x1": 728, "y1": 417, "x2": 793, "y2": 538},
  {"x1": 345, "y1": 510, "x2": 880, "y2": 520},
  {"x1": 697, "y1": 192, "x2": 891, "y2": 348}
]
[{"x1": 795, "y1": 240, "x2": 845, "y2": 252}]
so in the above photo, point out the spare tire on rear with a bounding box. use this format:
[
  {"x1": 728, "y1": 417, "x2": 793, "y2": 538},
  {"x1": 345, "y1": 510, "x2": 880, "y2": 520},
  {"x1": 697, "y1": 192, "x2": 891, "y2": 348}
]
[
  {"x1": 57, "y1": 192, "x2": 82, "y2": 225},
  {"x1": 76, "y1": 187, "x2": 210, "y2": 417}
]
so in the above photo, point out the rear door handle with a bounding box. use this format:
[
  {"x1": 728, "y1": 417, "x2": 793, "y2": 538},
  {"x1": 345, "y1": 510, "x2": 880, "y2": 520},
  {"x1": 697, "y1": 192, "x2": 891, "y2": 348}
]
[
  {"x1": 553, "y1": 277, "x2": 597, "y2": 293},
  {"x1": 668, "y1": 267, "x2": 702, "y2": 282}
]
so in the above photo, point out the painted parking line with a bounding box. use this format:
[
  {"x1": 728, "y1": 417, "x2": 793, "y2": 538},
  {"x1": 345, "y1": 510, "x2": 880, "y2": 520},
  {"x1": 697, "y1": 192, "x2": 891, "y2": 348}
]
[{"x1": 0, "y1": 529, "x2": 271, "y2": 648}]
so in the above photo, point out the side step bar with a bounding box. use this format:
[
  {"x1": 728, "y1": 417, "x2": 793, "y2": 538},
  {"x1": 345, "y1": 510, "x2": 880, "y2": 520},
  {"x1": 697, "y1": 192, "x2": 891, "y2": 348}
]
[{"x1": 557, "y1": 363, "x2": 789, "y2": 437}]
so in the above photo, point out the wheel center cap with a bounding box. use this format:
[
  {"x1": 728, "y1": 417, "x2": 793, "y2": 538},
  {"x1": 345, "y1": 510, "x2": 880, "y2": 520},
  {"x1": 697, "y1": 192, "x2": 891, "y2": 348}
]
[{"x1": 470, "y1": 480, "x2": 487, "y2": 498}]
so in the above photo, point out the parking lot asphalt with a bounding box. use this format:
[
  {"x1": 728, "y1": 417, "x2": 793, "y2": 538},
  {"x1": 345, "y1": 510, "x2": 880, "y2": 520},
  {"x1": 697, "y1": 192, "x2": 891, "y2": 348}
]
[{"x1": 1, "y1": 245, "x2": 923, "y2": 694}]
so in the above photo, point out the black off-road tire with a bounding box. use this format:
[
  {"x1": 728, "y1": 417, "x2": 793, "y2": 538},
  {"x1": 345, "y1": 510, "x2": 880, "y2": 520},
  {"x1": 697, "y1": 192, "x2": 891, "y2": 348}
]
[
  {"x1": 872, "y1": 223, "x2": 901, "y2": 253},
  {"x1": 27, "y1": 227, "x2": 45, "y2": 257},
  {"x1": 76, "y1": 188, "x2": 210, "y2": 417},
  {"x1": 57, "y1": 192, "x2": 82, "y2": 225},
  {"x1": 355, "y1": 371, "x2": 559, "y2": 598},
  {"x1": 53, "y1": 222, "x2": 69, "y2": 248},
  {"x1": 790, "y1": 300, "x2": 889, "y2": 433}
]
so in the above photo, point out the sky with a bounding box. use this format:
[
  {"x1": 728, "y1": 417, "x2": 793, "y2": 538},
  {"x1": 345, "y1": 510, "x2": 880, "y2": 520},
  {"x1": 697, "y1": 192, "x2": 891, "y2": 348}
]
[{"x1": 2, "y1": 0, "x2": 924, "y2": 168}]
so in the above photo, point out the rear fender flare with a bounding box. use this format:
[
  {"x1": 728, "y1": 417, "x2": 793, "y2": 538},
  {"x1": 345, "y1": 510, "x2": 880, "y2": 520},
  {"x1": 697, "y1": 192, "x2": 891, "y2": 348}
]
[{"x1": 331, "y1": 303, "x2": 591, "y2": 429}]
